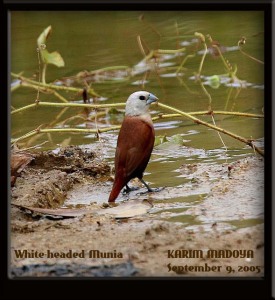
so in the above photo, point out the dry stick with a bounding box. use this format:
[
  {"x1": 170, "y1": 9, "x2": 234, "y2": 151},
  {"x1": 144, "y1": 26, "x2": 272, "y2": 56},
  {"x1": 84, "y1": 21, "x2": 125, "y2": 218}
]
[
  {"x1": 157, "y1": 48, "x2": 186, "y2": 54},
  {"x1": 157, "y1": 102, "x2": 264, "y2": 157},
  {"x1": 137, "y1": 35, "x2": 148, "y2": 57},
  {"x1": 94, "y1": 108, "x2": 101, "y2": 140},
  {"x1": 174, "y1": 21, "x2": 180, "y2": 54},
  {"x1": 36, "y1": 46, "x2": 42, "y2": 101},
  {"x1": 11, "y1": 108, "x2": 264, "y2": 146},
  {"x1": 21, "y1": 81, "x2": 69, "y2": 103},
  {"x1": 88, "y1": 65, "x2": 129, "y2": 74},
  {"x1": 11, "y1": 72, "x2": 99, "y2": 97},
  {"x1": 211, "y1": 114, "x2": 227, "y2": 151},
  {"x1": 153, "y1": 111, "x2": 264, "y2": 119},
  {"x1": 11, "y1": 126, "x2": 121, "y2": 144},
  {"x1": 196, "y1": 32, "x2": 226, "y2": 150},
  {"x1": 13, "y1": 141, "x2": 49, "y2": 152},
  {"x1": 237, "y1": 38, "x2": 264, "y2": 65},
  {"x1": 11, "y1": 100, "x2": 264, "y2": 119},
  {"x1": 11, "y1": 101, "x2": 126, "y2": 115},
  {"x1": 195, "y1": 32, "x2": 212, "y2": 110}
]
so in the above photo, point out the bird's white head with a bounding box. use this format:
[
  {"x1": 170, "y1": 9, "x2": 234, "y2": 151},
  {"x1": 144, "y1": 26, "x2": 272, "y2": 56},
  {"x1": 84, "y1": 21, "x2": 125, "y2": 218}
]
[{"x1": 125, "y1": 91, "x2": 158, "y2": 116}]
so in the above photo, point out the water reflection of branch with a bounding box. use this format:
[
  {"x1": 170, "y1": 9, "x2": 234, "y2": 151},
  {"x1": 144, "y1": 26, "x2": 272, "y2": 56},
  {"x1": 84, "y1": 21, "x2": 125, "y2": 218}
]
[
  {"x1": 176, "y1": 54, "x2": 196, "y2": 75},
  {"x1": 194, "y1": 32, "x2": 213, "y2": 111},
  {"x1": 195, "y1": 32, "x2": 207, "y2": 77},
  {"x1": 238, "y1": 37, "x2": 264, "y2": 65}
]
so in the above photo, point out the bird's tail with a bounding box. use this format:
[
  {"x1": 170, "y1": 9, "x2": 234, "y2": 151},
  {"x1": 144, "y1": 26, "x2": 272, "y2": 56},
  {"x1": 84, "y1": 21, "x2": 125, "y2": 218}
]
[{"x1": 108, "y1": 179, "x2": 125, "y2": 202}]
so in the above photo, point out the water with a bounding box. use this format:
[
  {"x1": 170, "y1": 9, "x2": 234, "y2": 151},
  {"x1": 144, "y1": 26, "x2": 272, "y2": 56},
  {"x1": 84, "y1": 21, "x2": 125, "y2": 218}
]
[{"x1": 10, "y1": 11, "x2": 264, "y2": 229}]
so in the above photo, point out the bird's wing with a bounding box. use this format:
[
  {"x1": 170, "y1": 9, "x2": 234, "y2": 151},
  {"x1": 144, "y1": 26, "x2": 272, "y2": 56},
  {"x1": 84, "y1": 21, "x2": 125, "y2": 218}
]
[{"x1": 116, "y1": 117, "x2": 154, "y2": 179}]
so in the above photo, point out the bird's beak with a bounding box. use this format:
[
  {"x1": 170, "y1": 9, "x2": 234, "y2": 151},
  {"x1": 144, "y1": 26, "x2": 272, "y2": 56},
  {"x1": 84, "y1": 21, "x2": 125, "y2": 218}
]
[{"x1": 146, "y1": 93, "x2": 158, "y2": 105}]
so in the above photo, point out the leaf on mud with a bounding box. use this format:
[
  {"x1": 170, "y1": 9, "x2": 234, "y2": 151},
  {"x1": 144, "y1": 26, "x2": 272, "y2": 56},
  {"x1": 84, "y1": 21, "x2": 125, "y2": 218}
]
[
  {"x1": 12, "y1": 200, "x2": 153, "y2": 220},
  {"x1": 96, "y1": 200, "x2": 153, "y2": 219},
  {"x1": 11, "y1": 151, "x2": 35, "y2": 187},
  {"x1": 11, "y1": 152, "x2": 34, "y2": 176},
  {"x1": 12, "y1": 203, "x2": 87, "y2": 219},
  {"x1": 37, "y1": 25, "x2": 65, "y2": 67}
]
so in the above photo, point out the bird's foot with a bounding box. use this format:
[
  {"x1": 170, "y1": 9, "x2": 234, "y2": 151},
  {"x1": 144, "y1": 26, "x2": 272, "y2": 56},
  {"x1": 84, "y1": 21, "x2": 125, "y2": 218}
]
[
  {"x1": 138, "y1": 186, "x2": 165, "y2": 195},
  {"x1": 102, "y1": 202, "x2": 118, "y2": 208},
  {"x1": 122, "y1": 185, "x2": 140, "y2": 195}
]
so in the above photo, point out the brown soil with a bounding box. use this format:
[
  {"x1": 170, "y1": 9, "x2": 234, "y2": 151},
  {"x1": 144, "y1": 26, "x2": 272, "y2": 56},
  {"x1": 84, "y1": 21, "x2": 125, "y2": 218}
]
[{"x1": 10, "y1": 146, "x2": 264, "y2": 277}]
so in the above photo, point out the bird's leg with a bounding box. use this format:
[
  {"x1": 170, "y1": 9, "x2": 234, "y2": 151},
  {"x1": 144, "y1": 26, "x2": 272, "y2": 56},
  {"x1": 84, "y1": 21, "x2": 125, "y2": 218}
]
[
  {"x1": 139, "y1": 179, "x2": 164, "y2": 194},
  {"x1": 122, "y1": 184, "x2": 140, "y2": 195}
]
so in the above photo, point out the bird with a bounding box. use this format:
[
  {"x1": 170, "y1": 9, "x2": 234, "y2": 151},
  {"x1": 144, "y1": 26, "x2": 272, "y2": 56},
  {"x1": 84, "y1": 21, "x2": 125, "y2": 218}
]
[{"x1": 108, "y1": 91, "x2": 158, "y2": 203}]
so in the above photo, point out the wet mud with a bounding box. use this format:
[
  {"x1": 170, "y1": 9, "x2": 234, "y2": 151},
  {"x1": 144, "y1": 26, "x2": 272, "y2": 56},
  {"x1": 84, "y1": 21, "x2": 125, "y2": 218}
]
[{"x1": 10, "y1": 146, "x2": 264, "y2": 277}]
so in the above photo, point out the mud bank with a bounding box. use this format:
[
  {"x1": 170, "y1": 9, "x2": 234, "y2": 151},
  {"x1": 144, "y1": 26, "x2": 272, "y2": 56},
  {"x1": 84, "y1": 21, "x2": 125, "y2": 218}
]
[{"x1": 10, "y1": 147, "x2": 264, "y2": 277}]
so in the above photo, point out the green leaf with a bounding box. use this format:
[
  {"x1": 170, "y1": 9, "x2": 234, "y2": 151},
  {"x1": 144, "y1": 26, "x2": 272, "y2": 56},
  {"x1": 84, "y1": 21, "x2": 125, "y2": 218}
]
[
  {"x1": 37, "y1": 25, "x2": 52, "y2": 46},
  {"x1": 41, "y1": 50, "x2": 65, "y2": 67},
  {"x1": 37, "y1": 25, "x2": 65, "y2": 68},
  {"x1": 208, "y1": 75, "x2": 220, "y2": 89}
]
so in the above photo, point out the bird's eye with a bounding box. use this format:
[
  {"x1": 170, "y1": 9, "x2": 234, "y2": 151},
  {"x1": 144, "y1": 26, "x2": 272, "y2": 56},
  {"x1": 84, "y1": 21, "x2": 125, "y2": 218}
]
[{"x1": 139, "y1": 95, "x2": 146, "y2": 100}]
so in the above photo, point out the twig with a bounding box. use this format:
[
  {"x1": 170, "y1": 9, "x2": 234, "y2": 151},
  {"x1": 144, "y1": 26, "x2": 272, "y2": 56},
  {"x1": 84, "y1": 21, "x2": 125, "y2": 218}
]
[
  {"x1": 195, "y1": 32, "x2": 207, "y2": 76},
  {"x1": 11, "y1": 109, "x2": 264, "y2": 150},
  {"x1": 11, "y1": 72, "x2": 99, "y2": 97},
  {"x1": 12, "y1": 141, "x2": 48, "y2": 152},
  {"x1": 211, "y1": 114, "x2": 227, "y2": 151},
  {"x1": 11, "y1": 126, "x2": 121, "y2": 144},
  {"x1": 157, "y1": 102, "x2": 264, "y2": 156},
  {"x1": 152, "y1": 111, "x2": 263, "y2": 119},
  {"x1": 21, "y1": 81, "x2": 69, "y2": 103},
  {"x1": 238, "y1": 37, "x2": 264, "y2": 65},
  {"x1": 11, "y1": 101, "x2": 126, "y2": 115},
  {"x1": 12, "y1": 99, "x2": 264, "y2": 118}
]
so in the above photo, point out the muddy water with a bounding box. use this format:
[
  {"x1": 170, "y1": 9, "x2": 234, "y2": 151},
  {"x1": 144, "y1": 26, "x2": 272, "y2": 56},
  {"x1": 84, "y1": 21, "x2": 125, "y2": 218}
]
[
  {"x1": 11, "y1": 11, "x2": 264, "y2": 230},
  {"x1": 62, "y1": 142, "x2": 264, "y2": 232}
]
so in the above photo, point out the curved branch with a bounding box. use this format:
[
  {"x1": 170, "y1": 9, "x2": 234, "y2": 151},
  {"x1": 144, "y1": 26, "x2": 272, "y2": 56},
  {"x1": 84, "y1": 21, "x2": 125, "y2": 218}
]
[{"x1": 157, "y1": 102, "x2": 264, "y2": 156}]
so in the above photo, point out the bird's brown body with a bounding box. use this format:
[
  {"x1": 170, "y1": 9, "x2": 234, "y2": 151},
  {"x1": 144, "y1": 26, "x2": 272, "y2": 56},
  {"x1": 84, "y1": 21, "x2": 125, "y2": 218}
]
[{"x1": 108, "y1": 116, "x2": 155, "y2": 202}]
